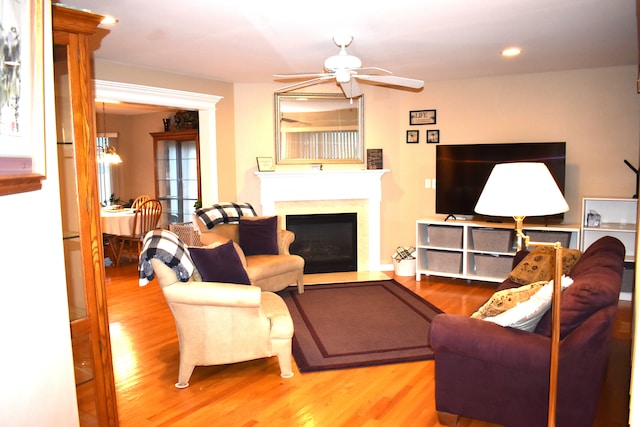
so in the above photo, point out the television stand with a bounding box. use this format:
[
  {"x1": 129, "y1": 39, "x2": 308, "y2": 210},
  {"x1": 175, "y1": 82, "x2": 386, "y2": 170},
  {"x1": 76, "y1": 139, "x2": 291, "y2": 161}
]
[{"x1": 415, "y1": 218, "x2": 580, "y2": 283}]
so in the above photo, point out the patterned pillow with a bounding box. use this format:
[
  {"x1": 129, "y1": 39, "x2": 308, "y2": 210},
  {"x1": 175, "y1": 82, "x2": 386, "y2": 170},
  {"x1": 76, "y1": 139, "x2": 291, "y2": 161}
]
[
  {"x1": 471, "y1": 281, "x2": 547, "y2": 319},
  {"x1": 484, "y1": 276, "x2": 574, "y2": 332},
  {"x1": 508, "y1": 246, "x2": 581, "y2": 285}
]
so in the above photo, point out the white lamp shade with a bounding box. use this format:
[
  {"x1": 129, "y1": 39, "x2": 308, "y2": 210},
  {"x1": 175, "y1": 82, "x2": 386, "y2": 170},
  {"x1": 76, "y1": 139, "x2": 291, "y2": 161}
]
[{"x1": 474, "y1": 162, "x2": 569, "y2": 217}]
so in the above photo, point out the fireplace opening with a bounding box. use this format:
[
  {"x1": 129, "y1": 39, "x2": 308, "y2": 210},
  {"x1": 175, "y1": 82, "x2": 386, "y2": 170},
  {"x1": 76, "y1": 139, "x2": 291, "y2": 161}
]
[{"x1": 286, "y1": 213, "x2": 357, "y2": 274}]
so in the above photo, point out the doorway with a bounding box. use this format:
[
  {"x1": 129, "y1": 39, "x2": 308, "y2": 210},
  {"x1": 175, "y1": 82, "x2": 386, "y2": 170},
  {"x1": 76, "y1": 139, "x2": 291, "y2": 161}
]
[{"x1": 94, "y1": 80, "x2": 222, "y2": 204}]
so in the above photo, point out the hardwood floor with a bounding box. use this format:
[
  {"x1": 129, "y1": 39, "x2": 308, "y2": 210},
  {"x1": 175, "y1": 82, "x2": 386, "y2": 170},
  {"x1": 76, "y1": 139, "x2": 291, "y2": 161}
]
[{"x1": 102, "y1": 264, "x2": 631, "y2": 426}]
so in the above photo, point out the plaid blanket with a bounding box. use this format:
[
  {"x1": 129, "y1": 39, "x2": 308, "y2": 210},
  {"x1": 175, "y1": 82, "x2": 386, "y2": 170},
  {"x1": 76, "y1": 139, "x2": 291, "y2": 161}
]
[
  {"x1": 194, "y1": 202, "x2": 257, "y2": 230},
  {"x1": 392, "y1": 246, "x2": 416, "y2": 261},
  {"x1": 138, "y1": 229, "x2": 195, "y2": 286}
]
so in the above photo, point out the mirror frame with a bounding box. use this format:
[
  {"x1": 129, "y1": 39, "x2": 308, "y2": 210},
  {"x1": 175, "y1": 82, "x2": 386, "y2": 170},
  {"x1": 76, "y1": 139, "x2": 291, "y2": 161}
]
[{"x1": 275, "y1": 92, "x2": 364, "y2": 164}]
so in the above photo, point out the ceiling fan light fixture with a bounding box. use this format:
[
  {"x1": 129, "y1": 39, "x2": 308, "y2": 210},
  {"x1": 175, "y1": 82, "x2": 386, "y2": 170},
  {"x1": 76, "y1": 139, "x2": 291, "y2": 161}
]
[
  {"x1": 324, "y1": 53, "x2": 362, "y2": 72},
  {"x1": 335, "y1": 69, "x2": 351, "y2": 83}
]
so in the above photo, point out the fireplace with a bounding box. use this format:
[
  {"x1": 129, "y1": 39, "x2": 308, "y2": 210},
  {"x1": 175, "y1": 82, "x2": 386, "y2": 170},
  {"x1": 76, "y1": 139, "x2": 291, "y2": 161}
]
[
  {"x1": 255, "y1": 169, "x2": 389, "y2": 271},
  {"x1": 286, "y1": 213, "x2": 357, "y2": 274}
]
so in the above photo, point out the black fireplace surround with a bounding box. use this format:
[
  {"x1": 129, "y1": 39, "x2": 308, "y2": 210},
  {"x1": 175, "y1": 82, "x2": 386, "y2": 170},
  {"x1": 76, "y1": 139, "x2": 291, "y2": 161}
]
[{"x1": 286, "y1": 213, "x2": 357, "y2": 274}]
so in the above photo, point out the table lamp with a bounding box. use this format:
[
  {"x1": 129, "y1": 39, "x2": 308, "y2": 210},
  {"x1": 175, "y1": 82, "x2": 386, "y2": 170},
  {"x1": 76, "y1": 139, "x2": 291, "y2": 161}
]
[{"x1": 474, "y1": 162, "x2": 569, "y2": 427}]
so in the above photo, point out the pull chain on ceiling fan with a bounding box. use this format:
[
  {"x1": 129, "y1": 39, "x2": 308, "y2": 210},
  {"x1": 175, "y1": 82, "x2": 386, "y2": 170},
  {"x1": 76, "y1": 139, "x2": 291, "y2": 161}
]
[{"x1": 274, "y1": 35, "x2": 424, "y2": 99}]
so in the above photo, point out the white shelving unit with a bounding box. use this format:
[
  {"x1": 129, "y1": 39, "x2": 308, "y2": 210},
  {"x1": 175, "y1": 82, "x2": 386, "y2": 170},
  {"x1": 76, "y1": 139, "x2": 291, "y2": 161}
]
[
  {"x1": 416, "y1": 218, "x2": 580, "y2": 283},
  {"x1": 581, "y1": 197, "x2": 637, "y2": 301},
  {"x1": 581, "y1": 197, "x2": 637, "y2": 262}
]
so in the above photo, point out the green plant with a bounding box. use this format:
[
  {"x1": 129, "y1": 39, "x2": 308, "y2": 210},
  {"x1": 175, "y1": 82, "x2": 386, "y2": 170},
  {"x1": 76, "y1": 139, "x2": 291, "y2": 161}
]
[{"x1": 194, "y1": 198, "x2": 202, "y2": 209}]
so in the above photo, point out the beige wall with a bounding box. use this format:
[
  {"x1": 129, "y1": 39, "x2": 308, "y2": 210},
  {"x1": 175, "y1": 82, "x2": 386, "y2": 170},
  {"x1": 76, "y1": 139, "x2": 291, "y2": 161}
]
[
  {"x1": 235, "y1": 65, "x2": 640, "y2": 265},
  {"x1": 91, "y1": 64, "x2": 639, "y2": 267}
]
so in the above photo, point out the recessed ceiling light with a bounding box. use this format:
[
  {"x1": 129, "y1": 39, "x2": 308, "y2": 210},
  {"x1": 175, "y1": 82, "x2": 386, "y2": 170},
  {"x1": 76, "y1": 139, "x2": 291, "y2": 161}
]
[
  {"x1": 501, "y1": 47, "x2": 522, "y2": 57},
  {"x1": 100, "y1": 15, "x2": 118, "y2": 25}
]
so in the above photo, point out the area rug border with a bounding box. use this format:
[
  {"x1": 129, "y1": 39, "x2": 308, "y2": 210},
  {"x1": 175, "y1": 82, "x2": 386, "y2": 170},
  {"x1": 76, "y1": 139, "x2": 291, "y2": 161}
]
[{"x1": 279, "y1": 279, "x2": 443, "y2": 372}]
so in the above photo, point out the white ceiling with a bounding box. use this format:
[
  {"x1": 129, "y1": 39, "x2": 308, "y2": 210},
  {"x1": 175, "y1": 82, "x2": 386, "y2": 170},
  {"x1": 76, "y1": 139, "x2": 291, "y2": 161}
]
[{"x1": 63, "y1": 0, "x2": 637, "y2": 112}]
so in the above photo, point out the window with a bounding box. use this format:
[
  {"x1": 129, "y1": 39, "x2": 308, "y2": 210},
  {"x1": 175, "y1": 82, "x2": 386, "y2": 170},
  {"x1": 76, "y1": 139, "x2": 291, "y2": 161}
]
[{"x1": 153, "y1": 129, "x2": 201, "y2": 226}]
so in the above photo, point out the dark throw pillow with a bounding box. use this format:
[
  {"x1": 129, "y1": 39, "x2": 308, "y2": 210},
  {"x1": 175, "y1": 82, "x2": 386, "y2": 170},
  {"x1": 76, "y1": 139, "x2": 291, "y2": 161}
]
[
  {"x1": 238, "y1": 216, "x2": 279, "y2": 256},
  {"x1": 188, "y1": 240, "x2": 251, "y2": 285}
]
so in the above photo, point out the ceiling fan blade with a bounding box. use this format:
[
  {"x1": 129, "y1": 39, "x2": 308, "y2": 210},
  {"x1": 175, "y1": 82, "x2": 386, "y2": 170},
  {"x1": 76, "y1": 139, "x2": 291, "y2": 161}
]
[
  {"x1": 353, "y1": 67, "x2": 392, "y2": 75},
  {"x1": 275, "y1": 75, "x2": 335, "y2": 93},
  {"x1": 339, "y1": 78, "x2": 363, "y2": 99},
  {"x1": 274, "y1": 72, "x2": 331, "y2": 81},
  {"x1": 355, "y1": 74, "x2": 424, "y2": 89}
]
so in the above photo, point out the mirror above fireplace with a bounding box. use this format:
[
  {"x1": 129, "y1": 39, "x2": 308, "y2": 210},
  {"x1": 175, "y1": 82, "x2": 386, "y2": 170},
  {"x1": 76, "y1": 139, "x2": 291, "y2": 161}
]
[{"x1": 274, "y1": 93, "x2": 364, "y2": 165}]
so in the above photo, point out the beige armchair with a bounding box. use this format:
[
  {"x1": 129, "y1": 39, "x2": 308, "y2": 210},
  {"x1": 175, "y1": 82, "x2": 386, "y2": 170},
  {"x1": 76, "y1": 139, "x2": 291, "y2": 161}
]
[
  {"x1": 193, "y1": 214, "x2": 305, "y2": 293},
  {"x1": 150, "y1": 258, "x2": 294, "y2": 388}
]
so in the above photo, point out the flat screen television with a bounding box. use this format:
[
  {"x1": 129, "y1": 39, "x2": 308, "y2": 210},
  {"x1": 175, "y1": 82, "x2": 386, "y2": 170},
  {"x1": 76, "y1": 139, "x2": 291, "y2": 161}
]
[{"x1": 435, "y1": 142, "x2": 566, "y2": 222}]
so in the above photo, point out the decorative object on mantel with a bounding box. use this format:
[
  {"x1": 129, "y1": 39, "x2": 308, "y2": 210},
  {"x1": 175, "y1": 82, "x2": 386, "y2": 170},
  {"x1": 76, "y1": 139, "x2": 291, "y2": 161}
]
[
  {"x1": 427, "y1": 130, "x2": 440, "y2": 144},
  {"x1": 407, "y1": 130, "x2": 419, "y2": 144},
  {"x1": 162, "y1": 118, "x2": 170, "y2": 131},
  {"x1": 367, "y1": 149, "x2": 383, "y2": 169},
  {"x1": 256, "y1": 157, "x2": 275, "y2": 172},
  {"x1": 409, "y1": 109, "x2": 436, "y2": 125}
]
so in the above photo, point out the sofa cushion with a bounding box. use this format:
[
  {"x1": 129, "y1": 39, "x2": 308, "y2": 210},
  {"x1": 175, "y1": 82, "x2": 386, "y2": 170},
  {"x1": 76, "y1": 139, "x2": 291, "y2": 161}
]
[
  {"x1": 535, "y1": 238, "x2": 624, "y2": 337},
  {"x1": 188, "y1": 240, "x2": 251, "y2": 285},
  {"x1": 484, "y1": 276, "x2": 574, "y2": 332},
  {"x1": 508, "y1": 246, "x2": 581, "y2": 285},
  {"x1": 471, "y1": 280, "x2": 547, "y2": 319},
  {"x1": 239, "y1": 216, "x2": 279, "y2": 256}
]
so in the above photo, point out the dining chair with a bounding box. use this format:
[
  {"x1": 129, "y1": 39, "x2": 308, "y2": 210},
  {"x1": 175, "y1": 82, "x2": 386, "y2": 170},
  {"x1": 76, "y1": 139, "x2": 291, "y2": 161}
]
[
  {"x1": 131, "y1": 194, "x2": 152, "y2": 209},
  {"x1": 115, "y1": 199, "x2": 162, "y2": 266}
]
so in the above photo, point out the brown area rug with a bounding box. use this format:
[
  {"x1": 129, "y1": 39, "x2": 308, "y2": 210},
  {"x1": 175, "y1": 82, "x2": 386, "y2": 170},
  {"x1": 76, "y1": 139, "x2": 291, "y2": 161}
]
[{"x1": 277, "y1": 280, "x2": 443, "y2": 372}]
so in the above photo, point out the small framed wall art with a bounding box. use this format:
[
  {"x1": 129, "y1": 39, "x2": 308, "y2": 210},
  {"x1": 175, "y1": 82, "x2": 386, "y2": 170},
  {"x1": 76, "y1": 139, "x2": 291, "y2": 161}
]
[
  {"x1": 367, "y1": 148, "x2": 383, "y2": 169},
  {"x1": 409, "y1": 109, "x2": 436, "y2": 125},
  {"x1": 427, "y1": 130, "x2": 440, "y2": 144},
  {"x1": 256, "y1": 156, "x2": 275, "y2": 172},
  {"x1": 406, "y1": 130, "x2": 419, "y2": 144}
]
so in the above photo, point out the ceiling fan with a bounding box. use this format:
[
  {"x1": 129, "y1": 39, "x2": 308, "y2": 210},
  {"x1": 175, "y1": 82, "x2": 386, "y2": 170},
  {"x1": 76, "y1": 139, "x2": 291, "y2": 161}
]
[{"x1": 274, "y1": 35, "x2": 424, "y2": 99}]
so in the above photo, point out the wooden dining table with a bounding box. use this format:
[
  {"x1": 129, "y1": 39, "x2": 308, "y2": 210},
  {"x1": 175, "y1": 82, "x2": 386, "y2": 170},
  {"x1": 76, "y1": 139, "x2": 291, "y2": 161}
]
[
  {"x1": 100, "y1": 208, "x2": 137, "y2": 265},
  {"x1": 100, "y1": 208, "x2": 137, "y2": 235}
]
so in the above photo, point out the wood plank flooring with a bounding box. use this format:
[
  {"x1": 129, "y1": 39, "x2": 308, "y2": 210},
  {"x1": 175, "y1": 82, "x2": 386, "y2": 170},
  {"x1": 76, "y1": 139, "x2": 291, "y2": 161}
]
[{"x1": 101, "y1": 264, "x2": 631, "y2": 426}]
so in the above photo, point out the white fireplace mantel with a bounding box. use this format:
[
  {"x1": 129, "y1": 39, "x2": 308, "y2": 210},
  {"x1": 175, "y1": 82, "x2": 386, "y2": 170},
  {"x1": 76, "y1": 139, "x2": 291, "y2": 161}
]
[{"x1": 255, "y1": 169, "x2": 389, "y2": 271}]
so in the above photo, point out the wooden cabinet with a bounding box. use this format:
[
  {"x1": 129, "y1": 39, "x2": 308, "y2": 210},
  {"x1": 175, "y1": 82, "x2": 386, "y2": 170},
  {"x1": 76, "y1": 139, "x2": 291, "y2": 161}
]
[
  {"x1": 53, "y1": 5, "x2": 118, "y2": 425},
  {"x1": 151, "y1": 129, "x2": 201, "y2": 225},
  {"x1": 416, "y1": 219, "x2": 580, "y2": 283}
]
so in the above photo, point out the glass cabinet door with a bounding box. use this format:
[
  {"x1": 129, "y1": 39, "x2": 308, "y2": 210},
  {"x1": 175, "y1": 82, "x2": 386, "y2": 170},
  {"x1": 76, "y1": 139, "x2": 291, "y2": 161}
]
[
  {"x1": 53, "y1": 5, "x2": 118, "y2": 426},
  {"x1": 152, "y1": 129, "x2": 201, "y2": 226}
]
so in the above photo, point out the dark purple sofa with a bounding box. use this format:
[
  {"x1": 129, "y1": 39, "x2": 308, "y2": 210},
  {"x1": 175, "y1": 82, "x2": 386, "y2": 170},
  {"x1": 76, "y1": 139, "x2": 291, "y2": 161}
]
[{"x1": 430, "y1": 236, "x2": 625, "y2": 427}]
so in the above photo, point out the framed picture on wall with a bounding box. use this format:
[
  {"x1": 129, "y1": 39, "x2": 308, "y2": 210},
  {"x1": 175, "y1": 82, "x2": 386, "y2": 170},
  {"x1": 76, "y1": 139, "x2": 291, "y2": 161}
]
[
  {"x1": 426, "y1": 130, "x2": 440, "y2": 144},
  {"x1": 0, "y1": 0, "x2": 46, "y2": 196},
  {"x1": 406, "y1": 130, "x2": 419, "y2": 144},
  {"x1": 409, "y1": 109, "x2": 436, "y2": 125},
  {"x1": 256, "y1": 156, "x2": 275, "y2": 172}
]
